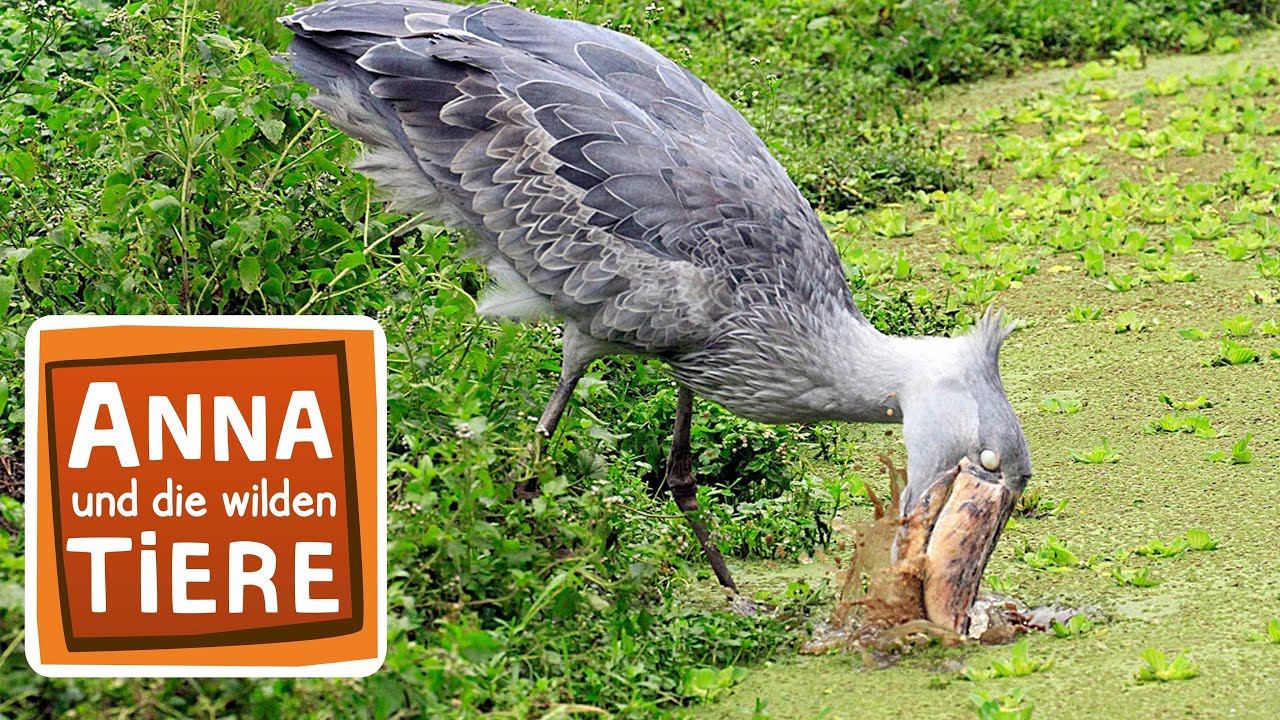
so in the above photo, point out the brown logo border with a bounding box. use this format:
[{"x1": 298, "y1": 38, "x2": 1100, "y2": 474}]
[{"x1": 44, "y1": 341, "x2": 365, "y2": 651}]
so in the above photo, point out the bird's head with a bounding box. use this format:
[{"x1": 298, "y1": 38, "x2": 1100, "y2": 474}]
[
  {"x1": 896, "y1": 308, "x2": 1030, "y2": 632},
  {"x1": 900, "y1": 308, "x2": 1030, "y2": 510}
]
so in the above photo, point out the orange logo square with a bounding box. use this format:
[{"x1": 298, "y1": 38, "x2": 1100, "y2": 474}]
[{"x1": 25, "y1": 317, "x2": 386, "y2": 676}]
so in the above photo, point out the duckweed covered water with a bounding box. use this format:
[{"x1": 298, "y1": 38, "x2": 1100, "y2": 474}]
[{"x1": 695, "y1": 30, "x2": 1280, "y2": 720}]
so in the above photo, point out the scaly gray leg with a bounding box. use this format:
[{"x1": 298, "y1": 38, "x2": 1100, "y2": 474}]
[
  {"x1": 665, "y1": 386, "x2": 738, "y2": 592},
  {"x1": 536, "y1": 370, "x2": 580, "y2": 438},
  {"x1": 516, "y1": 366, "x2": 582, "y2": 499}
]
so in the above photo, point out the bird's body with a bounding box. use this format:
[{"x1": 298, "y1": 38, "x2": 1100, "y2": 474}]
[{"x1": 283, "y1": 0, "x2": 1032, "y2": 614}]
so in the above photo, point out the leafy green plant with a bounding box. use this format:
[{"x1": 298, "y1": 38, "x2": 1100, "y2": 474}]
[
  {"x1": 1114, "y1": 310, "x2": 1148, "y2": 333},
  {"x1": 1205, "y1": 340, "x2": 1259, "y2": 366},
  {"x1": 1178, "y1": 328, "x2": 1210, "y2": 340},
  {"x1": 1021, "y1": 536, "x2": 1080, "y2": 572},
  {"x1": 1015, "y1": 488, "x2": 1069, "y2": 518},
  {"x1": 1159, "y1": 394, "x2": 1212, "y2": 410},
  {"x1": 1105, "y1": 272, "x2": 1139, "y2": 292},
  {"x1": 1071, "y1": 440, "x2": 1120, "y2": 463},
  {"x1": 1183, "y1": 529, "x2": 1219, "y2": 551},
  {"x1": 987, "y1": 575, "x2": 1012, "y2": 594},
  {"x1": 1148, "y1": 414, "x2": 1218, "y2": 438},
  {"x1": 1050, "y1": 615, "x2": 1095, "y2": 638},
  {"x1": 1067, "y1": 305, "x2": 1103, "y2": 322},
  {"x1": 970, "y1": 688, "x2": 1035, "y2": 720},
  {"x1": 1155, "y1": 268, "x2": 1199, "y2": 283},
  {"x1": 1256, "y1": 253, "x2": 1280, "y2": 279},
  {"x1": 1131, "y1": 538, "x2": 1188, "y2": 558},
  {"x1": 1205, "y1": 433, "x2": 1252, "y2": 464},
  {"x1": 963, "y1": 640, "x2": 1054, "y2": 680},
  {"x1": 1039, "y1": 396, "x2": 1083, "y2": 414},
  {"x1": 1220, "y1": 314, "x2": 1255, "y2": 337},
  {"x1": 1247, "y1": 619, "x2": 1280, "y2": 644},
  {"x1": 679, "y1": 666, "x2": 749, "y2": 702},
  {"x1": 1112, "y1": 567, "x2": 1160, "y2": 587},
  {"x1": 1134, "y1": 649, "x2": 1199, "y2": 682},
  {"x1": 865, "y1": 206, "x2": 912, "y2": 238},
  {"x1": 1082, "y1": 244, "x2": 1107, "y2": 277}
]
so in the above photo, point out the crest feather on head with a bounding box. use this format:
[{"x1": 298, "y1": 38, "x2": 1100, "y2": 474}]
[{"x1": 969, "y1": 305, "x2": 1019, "y2": 358}]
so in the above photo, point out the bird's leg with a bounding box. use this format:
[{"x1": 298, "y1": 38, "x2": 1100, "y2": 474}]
[
  {"x1": 515, "y1": 367, "x2": 582, "y2": 499},
  {"x1": 536, "y1": 370, "x2": 580, "y2": 439},
  {"x1": 665, "y1": 386, "x2": 738, "y2": 592}
]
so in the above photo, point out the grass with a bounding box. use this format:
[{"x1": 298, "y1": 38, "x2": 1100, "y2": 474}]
[{"x1": 4, "y1": 0, "x2": 1280, "y2": 718}]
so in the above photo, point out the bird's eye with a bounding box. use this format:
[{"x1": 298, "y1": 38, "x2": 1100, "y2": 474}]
[{"x1": 980, "y1": 449, "x2": 1001, "y2": 471}]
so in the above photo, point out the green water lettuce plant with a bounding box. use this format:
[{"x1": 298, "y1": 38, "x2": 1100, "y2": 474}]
[
  {"x1": 1148, "y1": 414, "x2": 1218, "y2": 438},
  {"x1": 1246, "y1": 619, "x2": 1280, "y2": 644},
  {"x1": 1114, "y1": 310, "x2": 1148, "y2": 333},
  {"x1": 1112, "y1": 567, "x2": 1160, "y2": 587},
  {"x1": 1159, "y1": 394, "x2": 1212, "y2": 410},
  {"x1": 1135, "y1": 650, "x2": 1198, "y2": 682},
  {"x1": 1021, "y1": 536, "x2": 1080, "y2": 572},
  {"x1": 1015, "y1": 488, "x2": 1068, "y2": 518},
  {"x1": 1071, "y1": 440, "x2": 1120, "y2": 463},
  {"x1": 1131, "y1": 538, "x2": 1188, "y2": 558},
  {"x1": 964, "y1": 641, "x2": 1053, "y2": 681},
  {"x1": 1067, "y1": 305, "x2": 1103, "y2": 322},
  {"x1": 1205, "y1": 340, "x2": 1259, "y2": 366},
  {"x1": 1183, "y1": 529, "x2": 1219, "y2": 551},
  {"x1": 1205, "y1": 433, "x2": 1252, "y2": 464},
  {"x1": 970, "y1": 688, "x2": 1034, "y2": 720},
  {"x1": 1050, "y1": 615, "x2": 1094, "y2": 639},
  {"x1": 1220, "y1": 314, "x2": 1254, "y2": 337},
  {"x1": 1039, "y1": 396, "x2": 1082, "y2": 414}
]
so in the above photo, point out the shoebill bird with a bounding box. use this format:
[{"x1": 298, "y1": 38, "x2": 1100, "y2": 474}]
[{"x1": 281, "y1": 0, "x2": 1032, "y2": 631}]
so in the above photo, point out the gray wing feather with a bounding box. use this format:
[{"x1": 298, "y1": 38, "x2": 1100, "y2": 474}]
[{"x1": 281, "y1": 0, "x2": 854, "y2": 353}]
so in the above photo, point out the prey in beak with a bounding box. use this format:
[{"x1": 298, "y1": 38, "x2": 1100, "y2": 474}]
[
  {"x1": 840, "y1": 455, "x2": 1024, "y2": 639},
  {"x1": 914, "y1": 457, "x2": 1021, "y2": 634}
]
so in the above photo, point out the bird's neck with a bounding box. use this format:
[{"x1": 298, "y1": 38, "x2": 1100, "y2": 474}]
[{"x1": 785, "y1": 311, "x2": 970, "y2": 424}]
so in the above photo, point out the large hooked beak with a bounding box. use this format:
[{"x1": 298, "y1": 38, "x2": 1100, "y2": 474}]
[{"x1": 904, "y1": 457, "x2": 1021, "y2": 634}]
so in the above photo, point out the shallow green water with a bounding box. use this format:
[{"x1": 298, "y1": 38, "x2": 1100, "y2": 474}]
[{"x1": 692, "y1": 32, "x2": 1280, "y2": 720}]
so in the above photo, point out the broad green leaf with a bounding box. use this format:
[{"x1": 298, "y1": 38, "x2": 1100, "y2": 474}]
[
  {"x1": 147, "y1": 194, "x2": 182, "y2": 227},
  {"x1": 237, "y1": 255, "x2": 261, "y2": 292},
  {"x1": 335, "y1": 251, "x2": 366, "y2": 275},
  {"x1": 0, "y1": 274, "x2": 14, "y2": 320},
  {"x1": 4, "y1": 150, "x2": 37, "y2": 184}
]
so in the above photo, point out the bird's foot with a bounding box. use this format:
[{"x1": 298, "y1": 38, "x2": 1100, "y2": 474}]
[{"x1": 726, "y1": 592, "x2": 769, "y2": 618}]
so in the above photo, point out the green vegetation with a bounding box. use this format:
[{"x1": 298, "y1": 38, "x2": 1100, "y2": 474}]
[
  {"x1": 1113, "y1": 310, "x2": 1149, "y2": 333},
  {"x1": 1111, "y1": 566, "x2": 1161, "y2": 588},
  {"x1": 970, "y1": 688, "x2": 1035, "y2": 720},
  {"x1": 1205, "y1": 339, "x2": 1260, "y2": 366},
  {"x1": 1220, "y1": 313, "x2": 1255, "y2": 336},
  {"x1": 1248, "y1": 619, "x2": 1280, "y2": 644},
  {"x1": 963, "y1": 640, "x2": 1054, "y2": 680},
  {"x1": 1050, "y1": 615, "x2": 1095, "y2": 639},
  {"x1": 4, "y1": 0, "x2": 1280, "y2": 718},
  {"x1": 1183, "y1": 529, "x2": 1220, "y2": 551},
  {"x1": 1134, "y1": 650, "x2": 1199, "y2": 682},
  {"x1": 1160, "y1": 394, "x2": 1213, "y2": 410},
  {"x1": 1039, "y1": 395, "x2": 1083, "y2": 414},
  {"x1": 1205, "y1": 433, "x2": 1254, "y2": 463},
  {"x1": 1147, "y1": 413, "x2": 1219, "y2": 438},
  {"x1": 1015, "y1": 488, "x2": 1069, "y2": 518},
  {"x1": 1067, "y1": 305, "x2": 1103, "y2": 322},
  {"x1": 1021, "y1": 536, "x2": 1081, "y2": 572},
  {"x1": 1070, "y1": 440, "x2": 1120, "y2": 463}
]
